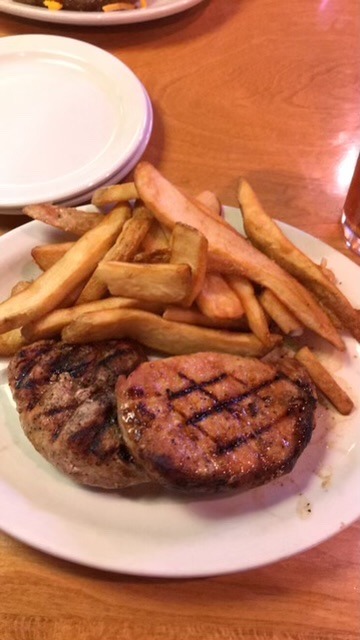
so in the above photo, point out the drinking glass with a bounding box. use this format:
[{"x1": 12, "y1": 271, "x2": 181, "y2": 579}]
[{"x1": 341, "y1": 152, "x2": 360, "y2": 255}]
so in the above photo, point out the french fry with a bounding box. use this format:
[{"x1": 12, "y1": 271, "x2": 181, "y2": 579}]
[
  {"x1": 226, "y1": 275, "x2": 270, "y2": 345},
  {"x1": 170, "y1": 223, "x2": 208, "y2": 306},
  {"x1": 62, "y1": 308, "x2": 282, "y2": 357},
  {"x1": 196, "y1": 273, "x2": 245, "y2": 320},
  {"x1": 75, "y1": 204, "x2": 149, "y2": 304},
  {"x1": 0, "y1": 329, "x2": 26, "y2": 357},
  {"x1": 259, "y1": 289, "x2": 303, "y2": 336},
  {"x1": 0, "y1": 204, "x2": 130, "y2": 334},
  {"x1": 141, "y1": 219, "x2": 169, "y2": 252},
  {"x1": 32, "y1": 242, "x2": 74, "y2": 271},
  {"x1": 23, "y1": 204, "x2": 103, "y2": 236},
  {"x1": 238, "y1": 178, "x2": 360, "y2": 342},
  {"x1": 196, "y1": 190, "x2": 222, "y2": 216},
  {"x1": 134, "y1": 248, "x2": 171, "y2": 263},
  {"x1": 11, "y1": 281, "x2": 31, "y2": 296},
  {"x1": 98, "y1": 261, "x2": 192, "y2": 304},
  {"x1": 22, "y1": 297, "x2": 163, "y2": 342},
  {"x1": 163, "y1": 306, "x2": 248, "y2": 330},
  {"x1": 134, "y1": 162, "x2": 344, "y2": 350},
  {"x1": 295, "y1": 346, "x2": 354, "y2": 415},
  {"x1": 91, "y1": 182, "x2": 138, "y2": 209}
]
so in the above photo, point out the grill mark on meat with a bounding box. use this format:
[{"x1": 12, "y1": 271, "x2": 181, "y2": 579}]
[
  {"x1": 166, "y1": 373, "x2": 227, "y2": 401},
  {"x1": 179, "y1": 374, "x2": 280, "y2": 427},
  {"x1": 14, "y1": 342, "x2": 55, "y2": 390},
  {"x1": 49, "y1": 350, "x2": 94, "y2": 379},
  {"x1": 215, "y1": 421, "x2": 275, "y2": 455},
  {"x1": 96, "y1": 348, "x2": 138, "y2": 370}
]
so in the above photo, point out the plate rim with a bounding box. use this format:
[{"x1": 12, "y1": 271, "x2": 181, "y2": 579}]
[{"x1": 0, "y1": 0, "x2": 206, "y2": 25}]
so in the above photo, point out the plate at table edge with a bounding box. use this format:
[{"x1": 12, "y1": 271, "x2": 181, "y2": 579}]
[
  {"x1": 0, "y1": 206, "x2": 359, "y2": 578},
  {"x1": 0, "y1": 0, "x2": 206, "y2": 26}
]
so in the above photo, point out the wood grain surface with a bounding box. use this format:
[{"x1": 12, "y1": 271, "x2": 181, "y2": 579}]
[{"x1": 0, "y1": 1, "x2": 360, "y2": 638}]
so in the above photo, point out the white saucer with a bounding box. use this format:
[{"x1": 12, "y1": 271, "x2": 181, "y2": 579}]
[{"x1": 0, "y1": 35, "x2": 152, "y2": 210}]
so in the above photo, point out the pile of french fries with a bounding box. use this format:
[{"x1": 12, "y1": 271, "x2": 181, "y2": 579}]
[{"x1": 0, "y1": 161, "x2": 357, "y2": 416}]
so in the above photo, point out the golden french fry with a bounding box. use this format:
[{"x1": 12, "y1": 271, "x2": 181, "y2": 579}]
[
  {"x1": 196, "y1": 190, "x2": 222, "y2": 216},
  {"x1": 141, "y1": 219, "x2": 169, "y2": 252},
  {"x1": 75, "y1": 204, "x2": 149, "y2": 304},
  {"x1": 0, "y1": 329, "x2": 26, "y2": 357},
  {"x1": 62, "y1": 308, "x2": 282, "y2": 357},
  {"x1": 238, "y1": 178, "x2": 360, "y2": 343},
  {"x1": 98, "y1": 261, "x2": 192, "y2": 304},
  {"x1": 259, "y1": 289, "x2": 303, "y2": 336},
  {"x1": 170, "y1": 223, "x2": 208, "y2": 306},
  {"x1": 0, "y1": 204, "x2": 130, "y2": 335},
  {"x1": 295, "y1": 346, "x2": 354, "y2": 415},
  {"x1": 134, "y1": 162, "x2": 344, "y2": 350},
  {"x1": 91, "y1": 182, "x2": 138, "y2": 209},
  {"x1": 23, "y1": 204, "x2": 103, "y2": 236},
  {"x1": 31, "y1": 242, "x2": 74, "y2": 271},
  {"x1": 11, "y1": 281, "x2": 31, "y2": 296},
  {"x1": 22, "y1": 297, "x2": 163, "y2": 342},
  {"x1": 163, "y1": 306, "x2": 248, "y2": 330},
  {"x1": 226, "y1": 275, "x2": 270, "y2": 345},
  {"x1": 196, "y1": 273, "x2": 245, "y2": 320},
  {"x1": 134, "y1": 248, "x2": 171, "y2": 264}
]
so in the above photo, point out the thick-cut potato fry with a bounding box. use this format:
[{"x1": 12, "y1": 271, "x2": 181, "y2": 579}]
[
  {"x1": 163, "y1": 306, "x2": 248, "y2": 330},
  {"x1": 196, "y1": 273, "x2": 245, "y2": 320},
  {"x1": 134, "y1": 248, "x2": 171, "y2": 263},
  {"x1": 98, "y1": 261, "x2": 192, "y2": 304},
  {"x1": 238, "y1": 178, "x2": 360, "y2": 342},
  {"x1": 23, "y1": 204, "x2": 103, "y2": 236},
  {"x1": 134, "y1": 162, "x2": 344, "y2": 350},
  {"x1": 259, "y1": 289, "x2": 303, "y2": 336},
  {"x1": 91, "y1": 182, "x2": 138, "y2": 209},
  {"x1": 32, "y1": 242, "x2": 74, "y2": 271},
  {"x1": 0, "y1": 204, "x2": 130, "y2": 334},
  {"x1": 196, "y1": 190, "x2": 222, "y2": 216},
  {"x1": 141, "y1": 219, "x2": 169, "y2": 252},
  {"x1": 0, "y1": 328, "x2": 26, "y2": 357},
  {"x1": 22, "y1": 297, "x2": 163, "y2": 342},
  {"x1": 170, "y1": 223, "x2": 208, "y2": 306},
  {"x1": 11, "y1": 281, "x2": 31, "y2": 296},
  {"x1": 75, "y1": 204, "x2": 149, "y2": 304},
  {"x1": 62, "y1": 308, "x2": 282, "y2": 357},
  {"x1": 295, "y1": 347, "x2": 354, "y2": 415},
  {"x1": 226, "y1": 275, "x2": 271, "y2": 345}
]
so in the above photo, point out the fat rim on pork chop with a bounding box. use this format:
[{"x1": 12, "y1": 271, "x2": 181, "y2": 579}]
[
  {"x1": 8, "y1": 339, "x2": 148, "y2": 489},
  {"x1": 116, "y1": 352, "x2": 317, "y2": 494}
]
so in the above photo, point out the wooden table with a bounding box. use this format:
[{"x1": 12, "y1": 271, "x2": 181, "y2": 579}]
[{"x1": 0, "y1": 1, "x2": 359, "y2": 638}]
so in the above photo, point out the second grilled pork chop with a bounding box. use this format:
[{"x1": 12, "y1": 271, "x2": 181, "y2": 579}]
[
  {"x1": 116, "y1": 352, "x2": 317, "y2": 493},
  {"x1": 8, "y1": 339, "x2": 148, "y2": 489}
]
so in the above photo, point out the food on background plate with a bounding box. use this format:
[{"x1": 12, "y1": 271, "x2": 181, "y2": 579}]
[
  {"x1": 0, "y1": 161, "x2": 357, "y2": 495},
  {"x1": 13, "y1": 0, "x2": 146, "y2": 12}
]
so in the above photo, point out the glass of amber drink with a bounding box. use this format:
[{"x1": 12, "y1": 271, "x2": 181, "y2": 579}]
[{"x1": 341, "y1": 153, "x2": 360, "y2": 255}]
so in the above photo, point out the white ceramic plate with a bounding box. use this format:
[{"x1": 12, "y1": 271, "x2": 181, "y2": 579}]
[
  {"x1": 0, "y1": 90, "x2": 153, "y2": 213},
  {"x1": 0, "y1": 35, "x2": 152, "y2": 209},
  {"x1": 0, "y1": 0, "x2": 205, "y2": 25},
  {"x1": 0, "y1": 208, "x2": 359, "y2": 578}
]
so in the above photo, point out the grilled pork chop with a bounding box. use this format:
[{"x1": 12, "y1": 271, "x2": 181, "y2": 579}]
[
  {"x1": 116, "y1": 352, "x2": 317, "y2": 493},
  {"x1": 8, "y1": 339, "x2": 148, "y2": 489}
]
